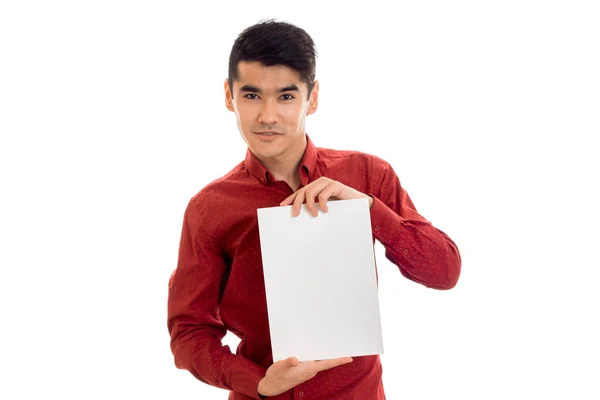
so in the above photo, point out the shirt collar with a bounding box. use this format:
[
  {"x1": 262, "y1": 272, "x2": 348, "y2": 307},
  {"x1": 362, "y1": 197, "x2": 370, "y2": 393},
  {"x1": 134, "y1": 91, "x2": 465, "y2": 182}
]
[{"x1": 244, "y1": 134, "x2": 318, "y2": 185}]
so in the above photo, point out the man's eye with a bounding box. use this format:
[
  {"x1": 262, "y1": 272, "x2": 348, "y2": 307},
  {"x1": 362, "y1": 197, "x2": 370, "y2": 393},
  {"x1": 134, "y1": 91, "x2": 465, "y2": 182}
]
[
  {"x1": 281, "y1": 94, "x2": 294, "y2": 101},
  {"x1": 244, "y1": 94, "x2": 259, "y2": 99}
]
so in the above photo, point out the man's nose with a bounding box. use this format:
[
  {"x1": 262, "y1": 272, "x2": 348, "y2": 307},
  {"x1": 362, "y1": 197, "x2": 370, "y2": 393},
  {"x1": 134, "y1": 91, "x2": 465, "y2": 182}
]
[{"x1": 258, "y1": 99, "x2": 278, "y2": 125}]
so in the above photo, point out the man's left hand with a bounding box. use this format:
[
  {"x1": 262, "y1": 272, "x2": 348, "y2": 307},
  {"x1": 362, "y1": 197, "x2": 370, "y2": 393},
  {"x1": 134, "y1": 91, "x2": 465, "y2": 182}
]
[{"x1": 279, "y1": 177, "x2": 374, "y2": 217}]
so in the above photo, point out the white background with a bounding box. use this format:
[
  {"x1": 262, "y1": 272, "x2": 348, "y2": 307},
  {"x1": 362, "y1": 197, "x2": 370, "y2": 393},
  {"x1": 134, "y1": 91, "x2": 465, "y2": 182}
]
[{"x1": 1, "y1": 1, "x2": 599, "y2": 399}]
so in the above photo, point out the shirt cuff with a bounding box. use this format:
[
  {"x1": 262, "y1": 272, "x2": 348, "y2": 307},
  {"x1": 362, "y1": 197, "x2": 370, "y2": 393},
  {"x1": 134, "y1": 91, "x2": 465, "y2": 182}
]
[
  {"x1": 224, "y1": 354, "x2": 267, "y2": 399},
  {"x1": 369, "y1": 195, "x2": 404, "y2": 245}
]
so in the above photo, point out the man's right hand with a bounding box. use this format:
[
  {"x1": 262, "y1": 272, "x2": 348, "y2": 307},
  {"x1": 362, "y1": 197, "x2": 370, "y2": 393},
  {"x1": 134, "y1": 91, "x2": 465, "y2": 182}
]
[{"x1": 257, "y1": 356, "x2": 353, "y2": 398}]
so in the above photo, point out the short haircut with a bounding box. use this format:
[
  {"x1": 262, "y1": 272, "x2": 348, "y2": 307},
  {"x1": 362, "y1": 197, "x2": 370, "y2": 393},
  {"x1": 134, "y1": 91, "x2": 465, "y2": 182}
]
[{"x1": 228, "y1": 19, "x2": 317, "y2": 100}]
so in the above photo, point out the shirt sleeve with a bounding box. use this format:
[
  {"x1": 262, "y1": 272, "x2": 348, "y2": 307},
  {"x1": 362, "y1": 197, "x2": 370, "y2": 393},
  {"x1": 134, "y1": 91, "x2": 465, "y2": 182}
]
[
  {"x1": 368, "y1": 161, "x2": 462, "y2": 289},
  {"x1": 167, "y1": 199, "x2": 267, "y2": 399}
]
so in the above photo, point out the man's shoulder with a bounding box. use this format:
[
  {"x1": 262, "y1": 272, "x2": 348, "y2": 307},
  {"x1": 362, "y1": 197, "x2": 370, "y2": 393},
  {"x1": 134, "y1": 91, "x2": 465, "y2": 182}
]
[
  {"x1": 317, "y1": 146, "x2": 392, "y2": 170},
  {"x1": 188, "y1": 161, "x2": 247, "y2": 207}
]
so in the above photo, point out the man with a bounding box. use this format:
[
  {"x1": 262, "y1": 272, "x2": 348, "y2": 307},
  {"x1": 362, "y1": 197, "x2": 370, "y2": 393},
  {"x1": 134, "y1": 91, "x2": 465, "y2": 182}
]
[{"x1": 167, "y1": 19, "x2": 461, "y2": 400}]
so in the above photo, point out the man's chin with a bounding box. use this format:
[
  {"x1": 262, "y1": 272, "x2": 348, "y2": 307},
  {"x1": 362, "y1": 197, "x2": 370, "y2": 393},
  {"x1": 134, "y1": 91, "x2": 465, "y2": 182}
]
[
  {"x1": 254, "y1": 150, "x2": 282, "y2": 161},
  {"x1": 249, "y1": 143, "x2": 280, "y2": 157}
]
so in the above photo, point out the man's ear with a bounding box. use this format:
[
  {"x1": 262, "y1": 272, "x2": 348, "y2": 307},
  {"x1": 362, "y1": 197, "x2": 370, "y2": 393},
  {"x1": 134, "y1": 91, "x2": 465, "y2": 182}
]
[
  {"x1": 307, "y1": 80, "x2": 319, "y2": 115},
  {"x1": 224, "y1": 79, "x2": 234, "y2": 112}
]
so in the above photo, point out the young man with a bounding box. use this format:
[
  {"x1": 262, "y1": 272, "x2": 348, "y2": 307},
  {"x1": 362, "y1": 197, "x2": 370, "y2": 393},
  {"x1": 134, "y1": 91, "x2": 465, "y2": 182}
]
[{"x1": 167, "y1": 19, "x2": 461, "y2": 400}]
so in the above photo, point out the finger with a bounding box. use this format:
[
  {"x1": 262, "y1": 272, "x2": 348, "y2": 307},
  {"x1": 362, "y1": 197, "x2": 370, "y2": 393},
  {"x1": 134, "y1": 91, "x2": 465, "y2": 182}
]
[
  {"x1": 305, "y1": 180, "x2": 332, "y2": 216},
  {"x1": 288, "y1": 357, "x2": 299, "y2": 367},
  {"x1": 317, "y1": 183, "x2": 337, "y2": 213},
  {"x1": 313, "y1": 357, "x2": 353, "y2": 372},
  {"x1": 300, "y1": 357, "x2": 350, "y2": 372},
  {"x1": 305, "y1": 188, "x2": 318, "y2": 217},
  {"x1": 292, "y1": 189, "x2": 305, "y2": 217},
  {"x1": 280, "y1": 192, "x2": 297, "y2": 206}
]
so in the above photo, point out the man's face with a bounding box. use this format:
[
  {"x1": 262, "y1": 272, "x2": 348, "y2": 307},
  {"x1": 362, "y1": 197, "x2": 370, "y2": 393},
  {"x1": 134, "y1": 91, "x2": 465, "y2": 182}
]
[{"x1": 224, "y1": 61, "x2": 319, "y2": 162}]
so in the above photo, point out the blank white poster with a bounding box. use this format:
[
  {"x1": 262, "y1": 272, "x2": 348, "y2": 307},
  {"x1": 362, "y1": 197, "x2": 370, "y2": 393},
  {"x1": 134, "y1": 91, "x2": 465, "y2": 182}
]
[{"x1": 257, "y1": 198, "x2": 384, "y2": 363}]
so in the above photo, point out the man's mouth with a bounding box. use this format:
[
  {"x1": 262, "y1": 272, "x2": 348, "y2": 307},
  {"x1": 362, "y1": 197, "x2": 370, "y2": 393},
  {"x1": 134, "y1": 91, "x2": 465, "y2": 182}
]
[{"x1": 255, "y1": 131, "x2": 281, "y2": 136}]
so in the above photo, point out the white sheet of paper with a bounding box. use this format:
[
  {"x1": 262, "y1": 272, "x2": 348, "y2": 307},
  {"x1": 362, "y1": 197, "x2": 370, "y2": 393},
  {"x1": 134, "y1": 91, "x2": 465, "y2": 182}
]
[{"x1": 257, "y1": 197, "x2": 384, "y2": 362}]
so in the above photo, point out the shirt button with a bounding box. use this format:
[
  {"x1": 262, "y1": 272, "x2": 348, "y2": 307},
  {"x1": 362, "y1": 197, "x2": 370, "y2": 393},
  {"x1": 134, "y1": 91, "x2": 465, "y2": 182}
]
[
  {"x1": 298, "y1": 391, "x2": 304, "y2": 397},
  {"x1": 403, "y1": 249, "x2": 409, "y2": 255},
  {"x1": 260, "y1": 178, "x2": 265, "y2": 183},
  {"x1": 374, "y1": 225, "x2": 380, "y2": 231}
]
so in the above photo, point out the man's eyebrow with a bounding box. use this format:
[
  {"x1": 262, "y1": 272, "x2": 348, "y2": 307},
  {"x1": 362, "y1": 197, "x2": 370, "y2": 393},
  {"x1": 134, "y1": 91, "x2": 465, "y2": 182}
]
[
  {"x1": 239, "y1": 84, "x2": 300, "y2": 93},
  {"x1": 277, "y1": 84, "x2": 300, "y2": 93},
  {"x1": 239, "y1": 84, "x2": 262, "y2": 93}
]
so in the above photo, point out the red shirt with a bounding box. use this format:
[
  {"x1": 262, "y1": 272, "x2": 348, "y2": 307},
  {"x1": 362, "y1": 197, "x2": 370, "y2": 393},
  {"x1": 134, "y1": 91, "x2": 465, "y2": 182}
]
[{"x1": 167, "y1": 135, "x2": 461, "y2": 399}]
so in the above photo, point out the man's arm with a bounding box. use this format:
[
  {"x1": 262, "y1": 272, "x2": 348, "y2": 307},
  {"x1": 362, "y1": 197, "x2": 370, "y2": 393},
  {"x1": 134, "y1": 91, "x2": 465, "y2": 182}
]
[
  {"x1": 279, "y1": 161, "x2": 461, "y2": 289},
  {"x1": 167, "y1": 200, "x2": 266, "y2": 399},
  {"x1": 369, "y1": 160, "x2": 461, "y2": 289}
]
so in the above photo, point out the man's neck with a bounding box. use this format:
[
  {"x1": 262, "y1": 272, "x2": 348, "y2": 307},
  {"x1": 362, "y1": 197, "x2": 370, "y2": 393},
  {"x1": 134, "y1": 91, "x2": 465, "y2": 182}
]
[{"x1": 260, "y1": 136, "x2": 307, "y2": 191}]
